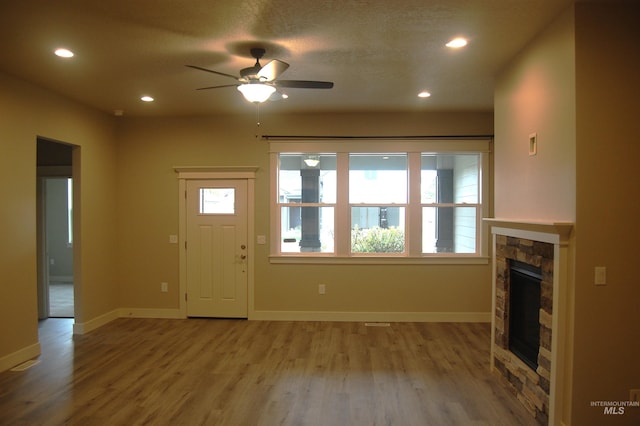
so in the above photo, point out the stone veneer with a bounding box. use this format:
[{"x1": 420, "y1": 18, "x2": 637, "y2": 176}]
[{"x1": 494, "y1": 235, "x2": 554, "y2": 425}]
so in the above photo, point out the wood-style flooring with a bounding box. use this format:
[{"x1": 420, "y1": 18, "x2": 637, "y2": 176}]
[
  {"x1": 48, "y1": 282, "x2": 74, "y2": 318},
  {"x1": 0, "y1": 318, "x2": 537, "y2": 425}
]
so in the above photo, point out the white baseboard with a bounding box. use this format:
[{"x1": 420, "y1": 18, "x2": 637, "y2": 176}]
[
  {"x1": 73, "y1": 309, "x2": 120, "y2": 335},
  {"x1": 249, "y1": 310, "x2": 491, "y2": 323},
  {"x1": 0, "y1": 342, "x2": 41, "y2": 373},
  {"x1": 69, "y1": 308, "x2": 488, "y2": 336},
  {"x1": 72, "y1": 308, "x2": 184, "y2": 335},
  {"x1": 119, "y1": 308, "x2": 183, "y2": 319}
]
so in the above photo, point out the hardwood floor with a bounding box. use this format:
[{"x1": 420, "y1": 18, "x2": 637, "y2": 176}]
[
  {"x1": 48, "y1": 282, "x2": 74, "y2": 318},
  {"x1": 0, "y1": 319, "x2": 537, "y2": 425}
]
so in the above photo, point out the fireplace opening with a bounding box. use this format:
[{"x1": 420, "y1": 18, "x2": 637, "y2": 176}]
[{"x1": 509, "y1": 260, "x2": 542, "y2": 370}]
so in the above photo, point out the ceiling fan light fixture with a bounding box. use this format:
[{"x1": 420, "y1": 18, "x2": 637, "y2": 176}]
[
  {"x1": 237, "y1": 83, "x2": 276, "y2": 103},
  {"x1": 446, "y1": 37, "x2": 468, "y2": 48},
  {"x1": 54, "y1": 48, "x2": 74, "y2": 58}
]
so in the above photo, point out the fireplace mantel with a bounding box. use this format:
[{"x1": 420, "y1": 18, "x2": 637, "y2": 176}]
[
  {"x1": 484, "y1": 218, "x2": 573, "y2": 244},
  {"x1": 484, "y1": 218, "x2": 574, "y2": 426}
]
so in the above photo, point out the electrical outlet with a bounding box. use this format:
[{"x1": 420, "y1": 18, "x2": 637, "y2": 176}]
[
  {"x1": 318, "y1": 284, "x2": 326, "y2": 295},
  {"x1": 631, "y1": 389, "x2": 640, "y2": 402},
  {"x1": 161, "y1": 282, "x2": 168, "y2": 292}
]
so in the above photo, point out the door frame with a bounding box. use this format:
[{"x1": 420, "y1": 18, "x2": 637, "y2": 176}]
[
  {"x1": 37, "y1": 166, "x2": 74, "y2": 319},
  {"x1": 176, "y1": 166, "x2": 257, "y2": 319}
]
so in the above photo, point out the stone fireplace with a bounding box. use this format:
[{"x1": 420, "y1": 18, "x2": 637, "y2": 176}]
[
  {"x1": 508, "y1": 259, "x2": 544, "y2": 371},
  {"x1": 485, "y1": 220, "x2": 573, "y2": 426},
  {"x1": 495, "y1": 235, "x2": 554, "y2": 423}
]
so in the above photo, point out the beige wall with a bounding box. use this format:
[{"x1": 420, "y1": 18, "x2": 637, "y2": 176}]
[
  {"x1": 116, "y1": 111, "x2": 494, "y2": 317},
  {"x1": 495, "y1": 3, "x2": 640, "y2": 424},
  {"x1": 1, "y1": 63, "x2": 493, "y2": 370},
  {"x1": 0, "y1": 72, "x2": 118, "y2": 368},
  {"x1": 573, "y1": 2, "x2": 640, "y2": 425},
  {"x1": 494, "y1": 7, "x2": 576, "y2": 222}
]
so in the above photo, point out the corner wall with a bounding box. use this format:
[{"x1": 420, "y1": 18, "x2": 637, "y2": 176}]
[{"x1": 0, "y1": 71, "x2": 119, "y2": 370}]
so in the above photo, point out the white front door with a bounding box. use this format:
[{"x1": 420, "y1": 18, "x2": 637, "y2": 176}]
[{"x1": 186, "y1": 179, "x2": 248, "y2": 318}]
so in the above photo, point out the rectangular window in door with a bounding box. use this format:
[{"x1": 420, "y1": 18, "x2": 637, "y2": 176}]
[{"x1": 200, "y1": 188, "x2": 235, "y2": 214}]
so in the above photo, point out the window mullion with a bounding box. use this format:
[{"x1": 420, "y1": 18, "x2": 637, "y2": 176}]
[
  {"x1": 336, "y1": 153, "x2": 350, "y2": 256},
  {"x1": 408, "y1": 152, "x2": 421, "y2": 256},
  {"x1": 270, "y1": 152, "x2": 280, "y2": 255}
]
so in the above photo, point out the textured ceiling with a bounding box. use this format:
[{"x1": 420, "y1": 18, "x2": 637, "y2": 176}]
[{"x1": 0, "y1": 0, "x2": 574, "y2": 117}]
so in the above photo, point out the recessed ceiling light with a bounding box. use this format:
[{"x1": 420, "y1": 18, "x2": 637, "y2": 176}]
[
  {"x1": 418, "y1": 91, "x2": 431, "y2": 98},
  {"x1": 54, "y1": 48, "x2": 74, "y2": 58},
  {"x1": 446, "y1": 38, "x2": 468, "y2": 48},
  {"x1": 140, "y1": 96, "x2": 154, "y2": 102}
]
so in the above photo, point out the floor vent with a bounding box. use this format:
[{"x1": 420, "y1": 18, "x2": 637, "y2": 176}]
[
  {"x1": 365, "y1": 322, "x2": 391, "y2": 327},
  {"x1": 10, "y1": 359, "x2": 40, "y2": 372}
]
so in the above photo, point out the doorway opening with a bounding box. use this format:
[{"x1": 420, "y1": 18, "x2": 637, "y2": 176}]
[{"x1": 37, "y1": 138, "x2": 77, "y2": 319}]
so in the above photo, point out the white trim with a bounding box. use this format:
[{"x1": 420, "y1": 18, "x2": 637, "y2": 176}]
[
  {"x1": 0, "y1": 342, "x2": 41, "y2": 373},
  {"x1": 174, "y1": 166, "x2": 258, "y2": 180},
  {"x1": 176, "y1": 167, "x2": 257, "y2": 319},
  {"x1": 486, "y1": 218, "x2": 574, "y2": 426},
  {"x1": 484, "y1": 219, "x2": 573, "y2": 244},
  {"x1": 269, "y1": 256, "x2": 489, "y2": 265},
  {"x1": 58, "y1": 308, "x2": 489, "y2": 341},
  {"x1": 119, "y1": 308, "x2": 184, "y2": 319},
  {"x1": 71, "y1": 308, "x2": 185, "y2": 336},
  {"x1": 268, "y1": 140, "x2": 492, "y2": 153},
  {"x1": 250, "y1": 310, "x2": 490, "y2": 323},
  {"x1": 72, "y1": 309, "x2": 120, "y2": 335}
]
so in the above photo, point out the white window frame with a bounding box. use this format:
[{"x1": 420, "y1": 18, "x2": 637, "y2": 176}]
[{"x1": 269, "y1": 139, "x2": 491, "y2": 264}]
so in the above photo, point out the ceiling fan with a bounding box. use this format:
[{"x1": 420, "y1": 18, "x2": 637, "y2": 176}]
[{"x1": 187, "y1": 48, "x2": 334, "y2": 103}]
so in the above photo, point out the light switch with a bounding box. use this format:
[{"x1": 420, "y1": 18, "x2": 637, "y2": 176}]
[
  {"x1": 169, "y1": 235, "x2": 178, "y2": 244},
  {"x1": 594, "y1": 266, "x2": 607, "y2": 285},
  {"x1": 257, "y1": 235, "x2": 266, "y2": 245},
  {"x1": 529, "y1": 132, "x2": 538, "y2": 156}
]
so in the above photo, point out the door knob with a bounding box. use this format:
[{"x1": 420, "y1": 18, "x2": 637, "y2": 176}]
[
  {"x1": 240, "y1": 254, "x2": 247, "y2": 260},
  {"x1": 241, "y1": 244, "x2": 246, "y2": 249}
]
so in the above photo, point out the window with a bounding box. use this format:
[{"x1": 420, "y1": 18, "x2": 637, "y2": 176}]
[
  {"x1": 200, "y1": 188, "x2": 235, "y2": 214},
  {"x1": 278, "y1": 154, "x2": 336, "y2": 253},
  {"x1": 270, "y1": 139, "x2": 490, "y2": 261},
  {"x1": 421, "y1": 154, "x2": 480, "y2": 254},
  {"x1": 350, "y1": 154, "x2": 407, "y2": 254}
]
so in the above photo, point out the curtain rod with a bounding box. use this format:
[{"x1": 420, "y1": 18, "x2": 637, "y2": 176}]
[{"x1": 261, "y1": 134, "x2": 494, "y2": 141}]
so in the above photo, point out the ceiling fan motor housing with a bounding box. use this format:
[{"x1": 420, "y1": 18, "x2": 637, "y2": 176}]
[{"x1": 240, "y1": 48, "x2": 267, "y2": 79}]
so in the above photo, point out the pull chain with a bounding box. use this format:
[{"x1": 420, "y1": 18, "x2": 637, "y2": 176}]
[{"x1": 255, "y1": 103, "x2": 261, "y2": 138}]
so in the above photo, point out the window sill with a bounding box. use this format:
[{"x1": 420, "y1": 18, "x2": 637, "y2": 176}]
[{"x1": 268, "y1": 256, "x2": 489, "y2": 265}]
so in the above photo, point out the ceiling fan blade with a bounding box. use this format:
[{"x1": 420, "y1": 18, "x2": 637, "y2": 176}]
[
  {"x1": 257, "y1": 59, "x2": 289, "y2": 81},
  {"x1": 196, "y1": 84, "x2": 239, "y2": 90},
  {"x1": 186, "y1": 65, "x2": 239, "y2": 81},
  {"x1": 275, "y1": 80, "x2": 334, "y2": 89}
]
